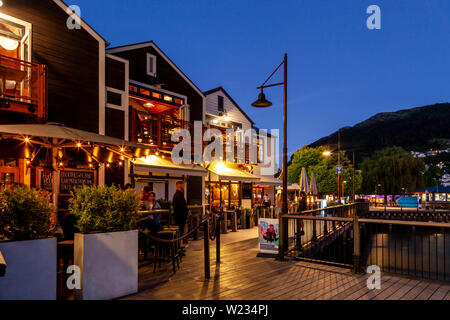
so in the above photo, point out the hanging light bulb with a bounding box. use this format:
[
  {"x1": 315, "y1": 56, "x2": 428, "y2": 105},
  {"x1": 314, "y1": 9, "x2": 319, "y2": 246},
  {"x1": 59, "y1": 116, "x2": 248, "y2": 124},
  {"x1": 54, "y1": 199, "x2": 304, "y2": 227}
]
[{"x1": 0, "y1": 35, "x2": 19, "y2": 51}]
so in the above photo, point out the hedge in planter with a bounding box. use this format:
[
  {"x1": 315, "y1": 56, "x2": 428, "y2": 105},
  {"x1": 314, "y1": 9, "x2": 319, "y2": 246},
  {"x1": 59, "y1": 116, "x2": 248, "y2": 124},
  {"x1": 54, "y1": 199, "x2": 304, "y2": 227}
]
[
  {"x1": 69, "y1": 185, "x2": 141, "y2": 234},
  {"x1": 0, "y1": 186, "x2": 54, "y2": 241},
  {"x1": 69, "y1": 185, "x2": 141, "y2": 300},
  {"x1": 0, "y1": 186, "x2": 56, "y2": 300}
]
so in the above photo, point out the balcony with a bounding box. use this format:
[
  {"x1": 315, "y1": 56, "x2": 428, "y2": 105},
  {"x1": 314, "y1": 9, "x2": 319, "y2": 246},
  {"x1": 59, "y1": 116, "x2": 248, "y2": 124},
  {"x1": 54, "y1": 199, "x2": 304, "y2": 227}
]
[{"x1": 0, "y1": 55, "x2": 47, "y2": 121}]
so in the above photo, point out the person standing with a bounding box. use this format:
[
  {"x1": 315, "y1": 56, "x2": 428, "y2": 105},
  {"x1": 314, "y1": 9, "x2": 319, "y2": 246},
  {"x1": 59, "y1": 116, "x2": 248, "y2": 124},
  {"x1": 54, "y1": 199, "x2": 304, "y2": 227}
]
[{"x1": 173, "y1": 181, "x2": 191, "y2": 240}]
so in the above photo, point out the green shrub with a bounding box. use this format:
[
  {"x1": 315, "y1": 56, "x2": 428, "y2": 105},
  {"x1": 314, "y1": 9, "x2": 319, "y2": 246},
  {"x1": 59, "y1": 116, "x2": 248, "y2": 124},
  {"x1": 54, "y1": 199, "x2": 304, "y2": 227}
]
[
  {"x1": 0, "y1": 186, "x2": 54, "y2": 241},
  {"x1": 157, "y1": 199, "x2": 172, "y2": 209},
  {"x1": 69, "y1": 185, "x2": 141, "y2": 234}
]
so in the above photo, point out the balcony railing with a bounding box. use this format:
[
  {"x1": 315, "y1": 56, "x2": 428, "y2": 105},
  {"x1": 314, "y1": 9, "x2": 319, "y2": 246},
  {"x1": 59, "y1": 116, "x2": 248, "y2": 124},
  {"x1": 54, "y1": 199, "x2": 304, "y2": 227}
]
[{"x1": 0, "y1": 54, "x2": 47, "y2": 120}]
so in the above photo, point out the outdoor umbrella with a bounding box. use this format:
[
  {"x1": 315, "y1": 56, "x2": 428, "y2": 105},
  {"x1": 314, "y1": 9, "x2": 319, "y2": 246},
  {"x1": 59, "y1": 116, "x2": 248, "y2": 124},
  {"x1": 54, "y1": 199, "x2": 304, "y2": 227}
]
[
  {"x1": 299, "y1": 167, "x2": 309, "y2": 194},
  {"x1": 309, "y1": 172, "x2": 318, "y2": 196}
]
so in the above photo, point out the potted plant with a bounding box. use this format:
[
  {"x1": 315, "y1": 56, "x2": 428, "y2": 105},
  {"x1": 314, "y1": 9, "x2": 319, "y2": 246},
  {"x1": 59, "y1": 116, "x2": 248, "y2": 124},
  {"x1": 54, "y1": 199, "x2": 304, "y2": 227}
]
[
  {"x1": 69, "y1": 185, "x2": 141, "y2": 300},
  {"x1": 0, "y1": 185, "x2": 56, "y2": 300}
]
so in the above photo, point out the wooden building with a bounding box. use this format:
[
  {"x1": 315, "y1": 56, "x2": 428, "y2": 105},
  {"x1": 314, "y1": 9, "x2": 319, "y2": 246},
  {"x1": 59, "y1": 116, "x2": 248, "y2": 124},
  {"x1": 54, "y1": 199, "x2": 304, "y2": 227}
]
[
  {"x1": 0, "y1": 1, "x2": 129, "y2": 192},
  {"x1": 107, "y1": 41, "x2": 206, "y2": 205},
  {"x1": 203, "y1": 87, "x2": 281, "y2": 210}
]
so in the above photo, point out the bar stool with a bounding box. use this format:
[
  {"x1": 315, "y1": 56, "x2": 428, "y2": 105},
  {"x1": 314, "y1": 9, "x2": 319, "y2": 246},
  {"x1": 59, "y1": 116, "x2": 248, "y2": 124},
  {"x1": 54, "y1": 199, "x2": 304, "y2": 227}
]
[
  {"x1": 153, "y1": 229, "x2": 180, "y2": 273},
  {"x1": 164, "y1": 226, "x2": 183, "y2": 263}
]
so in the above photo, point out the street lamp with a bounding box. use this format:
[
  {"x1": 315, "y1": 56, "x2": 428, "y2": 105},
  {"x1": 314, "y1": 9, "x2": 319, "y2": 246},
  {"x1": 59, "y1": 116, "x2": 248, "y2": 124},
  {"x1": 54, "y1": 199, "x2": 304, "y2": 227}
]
[{"x1": 251, "y1": 53, "x2": 288, "y2": 216}]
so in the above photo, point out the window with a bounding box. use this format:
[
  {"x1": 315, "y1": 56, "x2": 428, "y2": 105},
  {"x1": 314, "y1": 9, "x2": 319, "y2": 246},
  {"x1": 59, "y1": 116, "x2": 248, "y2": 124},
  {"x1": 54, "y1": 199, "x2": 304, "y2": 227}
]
[
  {"x1": 218, "y1": 95, "x2": 224, "y2": 113},
  {"x1": 147, "y1": 53, "x2": 157, "y2": 76},
  {"x1": 107, "y1": 91, "x2": 122, "y2": 106}
]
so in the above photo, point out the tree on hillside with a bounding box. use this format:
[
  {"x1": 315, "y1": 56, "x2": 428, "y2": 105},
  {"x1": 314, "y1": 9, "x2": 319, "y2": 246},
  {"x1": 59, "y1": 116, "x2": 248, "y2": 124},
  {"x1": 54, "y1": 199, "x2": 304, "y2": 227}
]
[
  {"x1": 360, "y1": 146, "x2": 426, "y2": 195},
  {"x1": 288, "y1": 146, "x2": 362, "y2": 195}
]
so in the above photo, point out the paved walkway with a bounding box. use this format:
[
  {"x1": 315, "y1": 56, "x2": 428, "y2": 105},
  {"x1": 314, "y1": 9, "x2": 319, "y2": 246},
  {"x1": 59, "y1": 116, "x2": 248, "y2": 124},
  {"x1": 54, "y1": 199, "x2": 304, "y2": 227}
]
[{"x1": 124, "y1": 228, "x2": 450, "y2": 300}]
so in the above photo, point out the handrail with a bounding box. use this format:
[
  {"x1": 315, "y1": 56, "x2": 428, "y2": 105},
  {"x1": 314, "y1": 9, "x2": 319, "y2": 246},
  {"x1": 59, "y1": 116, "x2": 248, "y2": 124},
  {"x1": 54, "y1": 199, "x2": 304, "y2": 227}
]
[{"x1": 0, "y1": 250, "x2": 6, "y2": 277}]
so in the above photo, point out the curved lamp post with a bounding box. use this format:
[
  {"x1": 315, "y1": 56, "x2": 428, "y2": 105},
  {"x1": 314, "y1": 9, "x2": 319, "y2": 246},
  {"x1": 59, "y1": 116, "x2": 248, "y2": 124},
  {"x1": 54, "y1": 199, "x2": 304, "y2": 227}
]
[{"x1": 251, "y1": 54, "x2": 288, "y2": 259}]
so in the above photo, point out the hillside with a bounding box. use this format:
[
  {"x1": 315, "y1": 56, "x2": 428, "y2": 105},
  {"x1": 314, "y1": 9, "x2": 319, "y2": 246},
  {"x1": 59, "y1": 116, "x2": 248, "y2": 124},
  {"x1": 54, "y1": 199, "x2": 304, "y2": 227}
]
[{"x1": 308, "y1": 103, "x2": 450, "y2": 163}]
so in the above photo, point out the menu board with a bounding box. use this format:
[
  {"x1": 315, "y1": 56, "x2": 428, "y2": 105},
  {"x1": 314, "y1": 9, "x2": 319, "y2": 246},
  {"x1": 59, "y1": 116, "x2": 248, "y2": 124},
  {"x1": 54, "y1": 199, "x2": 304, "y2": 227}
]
[
  {"x1": 40, "y1": 171, "x2": 53, "y2": 192},
  {"x1": 242, "y1": 183, "x2": 253, "y2": 199},
  {"x1": 60, "y1": 170, "x2": 95, "y2": 194}
]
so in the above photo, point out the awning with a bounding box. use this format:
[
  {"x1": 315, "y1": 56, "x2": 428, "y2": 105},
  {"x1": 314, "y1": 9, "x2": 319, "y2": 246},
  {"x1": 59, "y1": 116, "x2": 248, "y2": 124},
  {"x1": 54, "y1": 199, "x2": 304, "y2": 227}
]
[
  {"x1": 134, "y1": 155, "x2": 207, "y2": 177},
  {"x1": 253, "y1": 175, "x2": 282, "y2": 186},
  {"x1": 0, "y1": 123, "x2": 149, "y2": 150},
  {"x1": 207, "y1": 162, "x2": 259, "y2": 182},
  {"x1": 277, "y1": 183, "x2": 300, "y2": 190}
]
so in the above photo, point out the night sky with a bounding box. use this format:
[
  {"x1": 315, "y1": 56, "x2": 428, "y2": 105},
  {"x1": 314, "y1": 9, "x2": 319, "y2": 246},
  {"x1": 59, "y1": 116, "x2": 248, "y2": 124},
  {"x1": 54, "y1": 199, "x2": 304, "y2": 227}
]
[{"x1": 73, "y1": 0, "x2": 449, "y2": 157}]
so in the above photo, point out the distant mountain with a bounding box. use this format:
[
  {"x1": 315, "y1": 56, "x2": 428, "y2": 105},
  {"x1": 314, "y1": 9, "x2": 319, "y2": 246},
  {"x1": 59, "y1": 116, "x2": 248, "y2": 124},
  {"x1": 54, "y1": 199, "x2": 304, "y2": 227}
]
[{"x1": 308, "y1": 103, "x2": 450, "y2": 163}]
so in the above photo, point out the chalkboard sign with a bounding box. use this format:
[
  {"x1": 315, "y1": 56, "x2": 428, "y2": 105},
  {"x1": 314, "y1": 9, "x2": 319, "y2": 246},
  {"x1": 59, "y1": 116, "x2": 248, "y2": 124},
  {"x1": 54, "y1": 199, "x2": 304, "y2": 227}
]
[
  {"x1": 60, "y1": 170, "x2": 95, "y2": 194},
  {"x1": 242, "y1": 183, "x2": 253, "y2": 199},
  {"x1": 40, "y1": 171, "x2": 53, "y2": 192}
]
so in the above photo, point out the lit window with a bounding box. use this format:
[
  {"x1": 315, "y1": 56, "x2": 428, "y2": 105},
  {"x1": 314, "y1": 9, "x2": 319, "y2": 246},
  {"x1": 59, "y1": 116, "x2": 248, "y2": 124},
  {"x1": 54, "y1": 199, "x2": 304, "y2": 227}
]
[
  {"x1": 174, "y1": 98, "x2": 183, "y2": 105},
  {"x1": 163, "y1": 95, "x2": 173, "y2": 102},
  {"x1": 140, "y1": 88, "x2": 150, "y2": 96},
  {"x1": 152, "y1": 92, "x2": 162, "y2": 99},
  {"x1": 147, "y1": 53, "x2": 157, "y2": 76}
]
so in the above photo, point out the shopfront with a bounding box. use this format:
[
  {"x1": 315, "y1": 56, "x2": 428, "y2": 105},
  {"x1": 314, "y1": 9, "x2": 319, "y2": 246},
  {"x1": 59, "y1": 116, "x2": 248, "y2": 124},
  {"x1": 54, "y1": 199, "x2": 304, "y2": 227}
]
[
  {"x1": 132, "y1": 155, "x2": 206, "y2": 206},
  {"x1": 205, "y1": 162, "x2": 259, "y2": 211}
]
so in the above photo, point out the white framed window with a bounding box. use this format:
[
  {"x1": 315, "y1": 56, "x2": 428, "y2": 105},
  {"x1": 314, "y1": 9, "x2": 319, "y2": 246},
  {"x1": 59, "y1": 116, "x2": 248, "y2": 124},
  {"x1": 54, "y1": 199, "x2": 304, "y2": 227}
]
[{"x1": 146, "y1": 53, "x2": 157, "y2": 76}]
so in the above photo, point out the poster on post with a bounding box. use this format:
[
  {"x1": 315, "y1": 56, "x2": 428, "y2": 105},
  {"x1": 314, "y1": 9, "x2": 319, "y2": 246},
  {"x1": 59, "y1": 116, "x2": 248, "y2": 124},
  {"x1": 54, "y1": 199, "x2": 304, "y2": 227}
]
[{"x1": 258, "y1": 218, "x2": 279, "y2": 255}]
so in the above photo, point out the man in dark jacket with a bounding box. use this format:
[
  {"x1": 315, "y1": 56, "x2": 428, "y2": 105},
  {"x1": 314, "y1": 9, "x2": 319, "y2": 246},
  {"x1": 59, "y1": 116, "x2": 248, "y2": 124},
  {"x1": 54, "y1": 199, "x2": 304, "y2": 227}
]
[{"x1": 173, "y1": 181, "x2": 190, "y2": 239}]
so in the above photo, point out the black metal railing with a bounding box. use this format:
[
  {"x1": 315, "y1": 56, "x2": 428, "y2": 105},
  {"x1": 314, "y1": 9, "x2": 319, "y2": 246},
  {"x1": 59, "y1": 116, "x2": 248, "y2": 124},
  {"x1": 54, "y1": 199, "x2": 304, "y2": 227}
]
[
  {"x1": 279, "y1": 204, "x2": 450, "y2": 281},
  {"x1": 360, "y1": 219, "x2": 450, "y2": 281}
]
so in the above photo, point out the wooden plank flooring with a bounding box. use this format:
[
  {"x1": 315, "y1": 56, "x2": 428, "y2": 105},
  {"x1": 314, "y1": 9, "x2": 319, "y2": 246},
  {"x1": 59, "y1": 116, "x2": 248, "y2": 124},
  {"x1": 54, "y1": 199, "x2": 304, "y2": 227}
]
[{"x1": 123, "y1": 228, "x2": 450, "y2": 300}]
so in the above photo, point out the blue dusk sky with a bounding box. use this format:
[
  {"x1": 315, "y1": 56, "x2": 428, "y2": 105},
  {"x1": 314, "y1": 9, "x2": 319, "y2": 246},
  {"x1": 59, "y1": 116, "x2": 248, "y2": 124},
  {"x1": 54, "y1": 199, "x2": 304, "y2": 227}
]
[{"x1": 73, "y1": 0, "x2": 449, "y2": 157}]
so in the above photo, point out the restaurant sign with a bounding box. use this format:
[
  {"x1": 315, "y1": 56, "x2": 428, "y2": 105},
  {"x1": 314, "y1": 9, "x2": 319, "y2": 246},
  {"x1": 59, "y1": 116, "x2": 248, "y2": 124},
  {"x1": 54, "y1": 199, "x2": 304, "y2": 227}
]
[
  {"x1": 60, "y1": 170, "x2": 95, "y2": 194},
  {"x1": 258, "y1": 218, "x2": 279, "y2": 255}
]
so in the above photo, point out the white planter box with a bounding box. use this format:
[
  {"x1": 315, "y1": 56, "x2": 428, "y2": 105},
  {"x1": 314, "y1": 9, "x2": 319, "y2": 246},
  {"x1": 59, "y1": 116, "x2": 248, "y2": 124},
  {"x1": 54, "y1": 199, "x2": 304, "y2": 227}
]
[
  {"x1": 74, "y1": 230, "x2": 138, "y2": 300},
  {"x1": 0, "y1": 238, "x2": 56, "y2": 300}
]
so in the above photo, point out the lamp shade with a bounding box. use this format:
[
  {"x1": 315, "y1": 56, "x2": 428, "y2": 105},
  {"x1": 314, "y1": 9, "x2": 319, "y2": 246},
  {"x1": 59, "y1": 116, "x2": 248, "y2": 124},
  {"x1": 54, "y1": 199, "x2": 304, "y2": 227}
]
[{"x1": 251, "y1": 92, "x2": 272, "y2": 108}]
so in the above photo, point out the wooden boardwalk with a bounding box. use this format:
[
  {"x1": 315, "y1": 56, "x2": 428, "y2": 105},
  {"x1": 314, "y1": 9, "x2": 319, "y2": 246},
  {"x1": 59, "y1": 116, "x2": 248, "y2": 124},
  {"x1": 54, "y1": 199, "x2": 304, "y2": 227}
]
[{"x1": 124, "y1": 228, "x2": 450, "y2": 300}]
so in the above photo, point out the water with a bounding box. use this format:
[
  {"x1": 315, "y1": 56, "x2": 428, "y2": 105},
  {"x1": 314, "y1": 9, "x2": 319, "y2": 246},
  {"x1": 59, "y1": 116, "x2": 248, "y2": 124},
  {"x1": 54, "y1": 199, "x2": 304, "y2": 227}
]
[{"x1": 361, "y1": 224, "x2": 450, "y2": 281}]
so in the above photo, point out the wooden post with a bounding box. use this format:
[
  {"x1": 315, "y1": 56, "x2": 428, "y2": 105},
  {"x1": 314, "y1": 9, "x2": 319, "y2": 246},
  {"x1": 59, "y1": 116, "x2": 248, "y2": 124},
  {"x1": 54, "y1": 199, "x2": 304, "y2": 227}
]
[
  {"x1": 353, "y1": 215, "x2": 360, "y2": 273},
  {"x1": 231, "y1": 210, "x2": 237, "y2": 232},
  {"x1": 203, "y1": 219, "x2": 210, "y2": 279},
  {"x1": 216, "y1": 213, "x2": 221, "y2": 264},
  {"x1": 278, "y1": 212, "x2": 285, "y2": 261}
]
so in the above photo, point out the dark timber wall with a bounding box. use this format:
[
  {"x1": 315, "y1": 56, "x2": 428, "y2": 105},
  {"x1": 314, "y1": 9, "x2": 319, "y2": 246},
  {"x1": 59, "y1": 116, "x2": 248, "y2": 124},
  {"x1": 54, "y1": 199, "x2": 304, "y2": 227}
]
[
  {"x1": 1, "y1": 0, "x2": 100, "y2": 133},
  {"x1": 111, "y1": 45, "x2": 204, "y2": 122}
]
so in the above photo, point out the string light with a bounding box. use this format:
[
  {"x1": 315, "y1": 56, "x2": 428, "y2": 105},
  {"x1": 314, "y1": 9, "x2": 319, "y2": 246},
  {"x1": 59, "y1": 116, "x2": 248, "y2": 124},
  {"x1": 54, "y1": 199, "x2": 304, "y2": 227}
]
[
  {"x1": 120, "y1": 147, "x2": 125, "y2": 152},
  {"x1": 59, "y1": 162, "x2": 63, "y2": 167},
  {"x1": 77, "y1": 142, "x2": 81, "y2": 148},
  {"x1": 24, "y1": 137, "x2": 29, "y2": 143}
]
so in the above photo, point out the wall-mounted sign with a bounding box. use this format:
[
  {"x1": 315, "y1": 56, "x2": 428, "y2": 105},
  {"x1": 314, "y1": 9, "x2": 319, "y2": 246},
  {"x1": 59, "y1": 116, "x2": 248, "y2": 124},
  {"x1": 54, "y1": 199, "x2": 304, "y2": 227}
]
[
  {"x1": 60, "y1": 170, "x2": 95, "y2": 194},
  {"x1": 336, "y1": 165, "x2": 343, "y2": 175},
  {"x1": 258, "y1": 218, "x2": 279, "y2": 254}
]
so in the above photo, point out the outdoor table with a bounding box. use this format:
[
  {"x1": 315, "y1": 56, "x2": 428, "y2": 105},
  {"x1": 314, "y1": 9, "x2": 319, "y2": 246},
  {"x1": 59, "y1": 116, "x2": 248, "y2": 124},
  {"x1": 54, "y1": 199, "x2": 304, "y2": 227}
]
[{"x1": 139, "y1": 209, "x2": 171, "y2": 225}]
